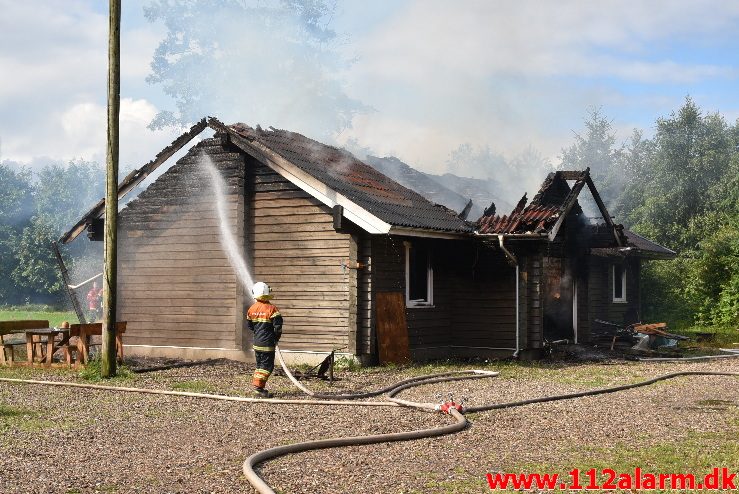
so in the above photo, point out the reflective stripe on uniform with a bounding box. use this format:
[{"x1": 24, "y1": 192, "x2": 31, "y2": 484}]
[
  {"x1": 270, "y1": 311, "x2": 281, "y2": 319},
  {"x1": 249, "y1": 318, "x2": 272, "y2": 323},
  {"x1": 253, "y1": 345, "x2": 275, "y2": 352}
]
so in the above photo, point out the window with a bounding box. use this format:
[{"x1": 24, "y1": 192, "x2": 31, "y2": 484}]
[
  {"x1": 613, "y1": 264, "x2": 626, "y2": 303},
  {"x1": 405, "y1": 241, "x2": 433, "y2": 307}
]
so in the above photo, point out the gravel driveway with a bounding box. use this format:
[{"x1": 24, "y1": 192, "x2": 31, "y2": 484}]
[{"x1": 1, "y1": 357, "x2": 737, "y2": 493}]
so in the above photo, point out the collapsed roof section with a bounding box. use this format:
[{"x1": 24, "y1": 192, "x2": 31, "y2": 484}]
[
  {"x1": 476, "y1": 169, "x2": 624, "y2": 244},
  {"x1": 363, "y1": 155, "x2": 474, "y2": 218}
]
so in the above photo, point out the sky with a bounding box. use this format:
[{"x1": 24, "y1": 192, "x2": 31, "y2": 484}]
[{"x1": 2, "y1": 0, "x2": 739, "y2": 181}]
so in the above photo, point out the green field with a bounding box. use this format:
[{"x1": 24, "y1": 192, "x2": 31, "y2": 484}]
[
  {"x1": 676, "y1": 324, "x2": 739, "y2": 349},
  {"x1": 0, "y1": 308, "x2": 78, "y2": 328}
]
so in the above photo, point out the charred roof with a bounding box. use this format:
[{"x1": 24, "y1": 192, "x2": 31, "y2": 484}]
[
  {"x1": 476, "y1": 170, "x2": 588, "y2": 236},
  {"x1": 225, "y1": 123, "x2": 474, "y2": 234}
]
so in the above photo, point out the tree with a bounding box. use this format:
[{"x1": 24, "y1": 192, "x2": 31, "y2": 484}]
[
  {"x1": 560, "y1": 107, "x2": 617, "y2": 181},
  {"x1": 624, "y1": 98, "x2": 739, "y2": 327},
  {"x1": 0, "y1": 160, "x2": 104, "y2": 305},
  {"x1": 144, "y1": 0, "x2": 366, "y2": 139},
  {"x1": 559, "y1": 108, "x2": 623, "y2": 219},
  {"x1": 12, "y1": 216, "x2": 63, "y2": 301},
  {"x1": 34, "y1": 160, "x2": 105, "y2": 232},
  {"x1": 610, "y1": 129, "x2": 655, "y2": 223},
  {"x1": 630, "y1": 97, "x2": 733, "y2": 250},
  {"x1": 0, "y1": 225, "x2": 20, "y2": 302},
  {"x1": 0, "y1": 162, "x2": 33, "y2": 228},
  {"x1": 0, "y1": 163, "x2": 33, "y2": 303}
]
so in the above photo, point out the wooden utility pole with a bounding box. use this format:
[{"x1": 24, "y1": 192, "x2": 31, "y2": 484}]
[{"x1": 102, "y1": 0, "x2": 121, "y2": 377}]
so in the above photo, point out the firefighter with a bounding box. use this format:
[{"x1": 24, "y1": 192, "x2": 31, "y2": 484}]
[
  {"x1": 86, "y1": 281, "x2": 102, "y2": 322},
  {"x1": 246, "y1": 282, "x2": 283, "y2": 397}
]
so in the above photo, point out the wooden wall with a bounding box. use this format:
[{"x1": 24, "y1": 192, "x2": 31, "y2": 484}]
[
  {"x1": 450, "y1": 244, "x2": 517, "y2": 351},
  {"x1": 575, "y1": 266, "x2": 590, "y2": 343},
  {"x1": 117, "y1": 136, "x2": 246, "y2": 349},
  {"x1": 248, "y1": 159, "x2": 353, "y2": 353},
  {"x1": 587, "y1": 256, "x2": 641, "y2": 331},
  {"x1": 357, "y1": 235, "x2": 374, "y2": 356},
  {"x1": 369, "y1": 236, "x2": 517, "y2": 360},
  {"x1": 522, "y1": 255, "x2": 543, "y2": 349}
]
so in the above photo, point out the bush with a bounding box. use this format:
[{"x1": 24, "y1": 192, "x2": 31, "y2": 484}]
[{"x1": 712, "y1": 274, "x2": 739, "y2": 325}]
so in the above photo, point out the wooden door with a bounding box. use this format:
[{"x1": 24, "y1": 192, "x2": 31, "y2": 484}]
[{"x1": 375, "y1": 292, "x2": 410, "y2": 364}]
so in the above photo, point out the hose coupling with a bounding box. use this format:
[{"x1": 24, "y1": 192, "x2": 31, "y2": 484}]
[{"x1": 436, "y1": 401, "x2": 464, "y2": 414}]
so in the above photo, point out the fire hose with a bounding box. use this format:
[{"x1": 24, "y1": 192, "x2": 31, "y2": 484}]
[
  {"x1": 1, "y1": 354, "x2": 738, "y2": 494},
  {"x1": 237, "y1": 347, "x2": 739, "y2": 494}
]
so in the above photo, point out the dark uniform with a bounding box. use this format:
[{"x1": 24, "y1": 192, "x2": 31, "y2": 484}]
[{"x1": 246, "y1": 300, "x2": 283, "y2": 391}]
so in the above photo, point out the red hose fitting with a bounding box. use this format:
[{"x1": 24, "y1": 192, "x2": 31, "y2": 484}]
[{"x1": 437, "y1": 401, "x2": 464, "y2": 414}]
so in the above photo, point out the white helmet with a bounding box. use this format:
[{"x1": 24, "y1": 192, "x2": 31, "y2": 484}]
[{"x1": 251, "y1": 281, "x2": 272, "y2": 300}]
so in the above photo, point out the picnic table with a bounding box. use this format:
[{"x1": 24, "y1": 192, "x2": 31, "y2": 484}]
[
  {"x1": 0, "y1": 320, "x2": 126, "y2": 368},
  {"x1": 25, "y1": 327, "x2": 72, "y2": 367}
]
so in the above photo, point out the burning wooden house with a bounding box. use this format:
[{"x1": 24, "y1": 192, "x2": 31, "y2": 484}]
[
  {"x1": 60, "y1": 118, "x2": 674, "y2": 363},
  {"x1": 476, "y1": 170, "x2": 676, "y2": 347}
]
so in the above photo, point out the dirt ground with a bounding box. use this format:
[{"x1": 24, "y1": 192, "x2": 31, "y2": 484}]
[{"x1": 0, "y1": 356, "x2": 737, "y2": 493}]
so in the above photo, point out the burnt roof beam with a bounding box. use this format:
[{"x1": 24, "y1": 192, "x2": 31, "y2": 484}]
[
  {"x1": 546, "y1": 171, "x2": 588, "y2": 242},
  {"x1": 584, "y1": 175, "x2": 624, "y2": 246},
  {"x1": 59, "y1": 118, "x2": 209, "y2": 244}
]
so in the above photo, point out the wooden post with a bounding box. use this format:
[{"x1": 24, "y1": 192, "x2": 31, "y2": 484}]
[{"x1": 102, "y1": 0, "x2": 121, "y2": 378}]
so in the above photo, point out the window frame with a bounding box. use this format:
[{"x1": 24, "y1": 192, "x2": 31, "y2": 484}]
[
  {"x1": 404, "y1": 241, "x2": 434, "y2": 308},
  {"x1": 612, "y1": 264, "x2": 627, "y2": 303}
]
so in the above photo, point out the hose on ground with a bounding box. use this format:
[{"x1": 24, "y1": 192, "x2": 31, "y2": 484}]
[
  {"x1": 464, "y1": 370, "x2": 739, "y2": 413},
  {"x1": 243, "y1": 348, "x2": 739, "y2": 494},
  {"x1": 2, "y1": 353, "x2": 738, "y2": 494},
  {"x1": 637, "y1": 349, "x2": 739, "y2": 362},
  {"x1": 243, "y1": 407, "x2": 466, "y2": 493},
  {"x1": 0, "y1": 377, "x2": 399, "y2": 407},
  {"x1": 275, "y1": 346, "x2": 497, "y2": 400}
]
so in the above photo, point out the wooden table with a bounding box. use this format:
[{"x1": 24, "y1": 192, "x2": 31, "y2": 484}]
[
  {"x1": 1, "y1": 320, "x2": 50, "y2": 366},
  {"x1": 70, "y1": 322, "x2": 127, "y2": 365},
  {"x1": 24, "y1": 328, "x2": 71, "y2": 368}
]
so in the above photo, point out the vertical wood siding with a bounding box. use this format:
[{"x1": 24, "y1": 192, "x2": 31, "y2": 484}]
[{"x1": 525, "y1": 256, "x2": 543, "y2": 348}]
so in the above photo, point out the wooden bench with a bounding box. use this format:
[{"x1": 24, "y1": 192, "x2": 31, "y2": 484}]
[
  {"x1": 69, "y1": 322, "x2": 127, "y2": 365},
  {"x1": 0, "y1": 320, "x2": 50, "y2": 366}
]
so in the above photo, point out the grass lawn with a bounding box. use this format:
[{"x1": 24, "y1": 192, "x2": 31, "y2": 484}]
[
  {"x1": 0, "y1": 307, "x2": 78, "y2": 328},
  {"x1": 675, "y1": 324, "x2": 739, "y2": 349}
]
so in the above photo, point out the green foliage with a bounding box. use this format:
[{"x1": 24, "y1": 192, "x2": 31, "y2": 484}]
[
  {"x1": 0, "y1": 159, "x2": 104, "y2": 305},
  {"x1": 333, "y1": 355, "x2": 361, "y2": 372},
  {"x1": 627, "y1": 97, "x2": 735, "y2": 251},
  {"x1": 12, "y1": 216, "x2": 63, "y2": 297},
  {"x1": 0, "y1": 225, "x2": 19, "y2": 302},
  {"x1": 0, "y1": 163, "x2": 33, "y2": 227},
  {"x1": 714, "y1": 273, "x2": 739, "y2": 325},
  {"x1": 33, "y1": 160, "x2": 105, "y2": 231},
  {"x1": 567, "y1": 98, "x2": 739, "y2": 329}
]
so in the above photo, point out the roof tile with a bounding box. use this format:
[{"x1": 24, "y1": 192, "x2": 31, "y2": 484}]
[{"x1": 229, "y1": 124, "x2": 473, "y2": 233}]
